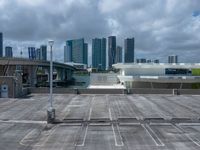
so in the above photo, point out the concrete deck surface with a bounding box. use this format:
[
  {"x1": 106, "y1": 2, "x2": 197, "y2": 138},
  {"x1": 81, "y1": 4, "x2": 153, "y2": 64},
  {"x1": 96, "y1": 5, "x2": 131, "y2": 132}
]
[{"x1": 0, "y1": 94, "x2": 200, "y2": 150}]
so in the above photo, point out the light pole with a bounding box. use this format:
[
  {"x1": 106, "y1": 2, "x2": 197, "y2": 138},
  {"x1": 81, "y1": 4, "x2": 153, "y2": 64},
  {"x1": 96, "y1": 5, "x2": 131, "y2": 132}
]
[{"x1": 47, "y1": 40, "x2": 55, "y2": 123}]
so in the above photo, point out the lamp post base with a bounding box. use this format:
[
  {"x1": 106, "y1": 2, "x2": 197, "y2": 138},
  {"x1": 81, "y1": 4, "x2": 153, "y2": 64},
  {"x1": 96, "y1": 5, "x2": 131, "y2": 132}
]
[{"x1": 47, "y1": 108, "x2": 55, "y2": 123}]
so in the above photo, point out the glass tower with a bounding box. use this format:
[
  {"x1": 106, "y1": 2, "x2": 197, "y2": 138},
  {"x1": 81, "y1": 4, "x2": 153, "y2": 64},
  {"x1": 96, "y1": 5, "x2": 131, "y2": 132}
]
[
  {"x1": 108, "y1": 36, "x2": 116, "y2": 69},
  {"x1": 92, "y1": 38, "x2": 106, "y2": 70},
  {"x1": 124, "y1": 38, "x2": 134, "y2": 63},
  {"x1": 5, "y1": 46, "x2": 13, "y2": 58},
  {"x1": 65, "y1": 38, "x2": 88, "y2": 65},
  {"x1": 0, "y1": 33, "x2": 3, "y2": 57}
]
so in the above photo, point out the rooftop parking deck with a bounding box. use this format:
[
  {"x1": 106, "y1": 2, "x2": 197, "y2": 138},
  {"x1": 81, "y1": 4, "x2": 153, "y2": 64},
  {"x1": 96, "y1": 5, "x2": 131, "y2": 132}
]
[{"x1": 0, "y1": 94, "x2": 200, "y2": 150}]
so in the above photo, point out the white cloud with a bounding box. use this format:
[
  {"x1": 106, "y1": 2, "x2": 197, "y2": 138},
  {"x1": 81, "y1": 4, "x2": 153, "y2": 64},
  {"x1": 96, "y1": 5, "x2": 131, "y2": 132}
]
[
  {"x1": 0, "y1": 0, "x2": 200, "y2": 63},
  {"x1": 16, "y1": 0, "x2": 45, "y2": 6}
]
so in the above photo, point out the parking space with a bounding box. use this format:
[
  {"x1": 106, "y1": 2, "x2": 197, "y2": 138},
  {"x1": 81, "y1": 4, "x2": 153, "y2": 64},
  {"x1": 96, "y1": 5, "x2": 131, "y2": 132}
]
[{"x1": 0, "y1": 94, "x2": 200, "y2": 150}]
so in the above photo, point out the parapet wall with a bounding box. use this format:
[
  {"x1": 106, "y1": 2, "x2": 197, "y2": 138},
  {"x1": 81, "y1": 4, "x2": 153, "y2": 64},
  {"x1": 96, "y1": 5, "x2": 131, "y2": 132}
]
[{"x1": 31, "y1": 87, "x2": 200, "y2": 95}]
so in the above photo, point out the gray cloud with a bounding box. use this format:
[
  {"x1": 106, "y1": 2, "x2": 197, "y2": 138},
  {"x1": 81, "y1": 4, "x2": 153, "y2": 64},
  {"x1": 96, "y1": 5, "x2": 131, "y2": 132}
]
[{"x1": 0, "y1": 0, "x2": 200, "y2": 63}]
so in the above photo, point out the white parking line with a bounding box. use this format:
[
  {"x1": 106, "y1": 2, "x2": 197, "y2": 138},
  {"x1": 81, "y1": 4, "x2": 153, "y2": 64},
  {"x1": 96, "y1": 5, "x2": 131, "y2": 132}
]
[
  {"x1": 108, "y1": 96, "x2": 124, "y2": 147},
  {"x1": 62, "y1": 95, "x2": 80, "y2": 120},
  {"x1": 34, "y1": 125, "x2": 57, "y2": 147},
  {"x1": 142, "y1": 124, "x2": 165, "y2": 147},
  {"x1": 0, "y1": 120, "x2": 47, "y2": 124},
  {"x1": 88, "y1": 95, "x2": 95, "y2": 121},
  {"x1": 88, "y1": 108, "x2": 92, "y2": 121},
  {"x1": 20, "y1": 129, "x2": 37, "y2": 146},
  {"x1": 173, "y1": 124, "x2": 200, "y2": 147},
  {"x1": 111, "y1": 124, "x2": 124, "y2": 146},
  {"x1": 109, "y1": 108, "x2": 112, "y2": 121},
  {"x1": 126, "y1": 95, "x2": 143, "y2": 120},
  {"x1": 75, "y1": 125, "x2": 89, "y2": 147},
  {"x1": 116, "y1": 124, "x2": 124, "y2": 146}
]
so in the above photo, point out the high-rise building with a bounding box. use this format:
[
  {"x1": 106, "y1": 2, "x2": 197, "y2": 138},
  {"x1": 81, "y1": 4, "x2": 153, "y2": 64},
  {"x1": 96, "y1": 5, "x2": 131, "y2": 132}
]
[
  {"x1": 92, "y1": 38, "x2": 106, "y2": 70},
  {"x1": 72, "y1": 39, "x2": 84, "y2": 64},
  {"x1": 101, "y1": 38, "x2": 106, "y2": 70},
  {"x1": 5, "y1": 46, "x2": 13, "y2": 58},
  {"x1": 136, "y1": 58, "x2": 146, "y2": 63},
  {"x1": 28, "y1": 47, "x2": 36, "y2": 60},
  {"x1": 40, "y1": 45, "x2": 47, "y2": 61},
  {"x1": 0, "y1": 32, "x2": 3, "y2": 57},
  {"x1": 84, "y1": 43, "x2": 88, "y2": 66},
  {"x1": 36, "y1": 48, "x2": 41, "y2": 60},
  {"x1": 124, "y1": 38, "x2": 134, "y2": 63},
  {"x1": 154, "y1": 59, "x2": 159, "y2": 63},
  {"x1": 65, "y1": 38, "x2": 88, "y2": 65},
  {"x1": 147, "y1": 59, "x2": 152, "y2": 63},
  {"x1": 36, "y1": 45, "x2": 47, "y2": 61},
  {"x1": 168, "y1": 55, "x2": 178, "y2": 63},
  {"x1": 116, "y1": 46, "x2": 122, "y2": 63},
  {"x1": 64, "y1": 41, "x2": 72, "y2": 62},
  {"x1": 108, "y1": 36, "x2": 116, "y2": 69}
]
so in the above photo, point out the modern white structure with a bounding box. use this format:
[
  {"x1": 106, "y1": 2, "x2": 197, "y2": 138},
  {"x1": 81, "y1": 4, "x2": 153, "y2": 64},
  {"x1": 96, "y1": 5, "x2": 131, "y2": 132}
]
[
  {"x1": 113, "y1": 63, "x2": 200, "y2": 89},
  {"x1": 64, "y1": 62, "x2": 87, "y2": 70}
]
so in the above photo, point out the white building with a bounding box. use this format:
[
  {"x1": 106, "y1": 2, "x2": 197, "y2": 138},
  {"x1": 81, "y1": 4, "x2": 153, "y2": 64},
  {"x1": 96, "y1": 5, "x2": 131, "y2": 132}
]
[{"x1": 113, "y1": 63, "x2": 200, "y2": 89}]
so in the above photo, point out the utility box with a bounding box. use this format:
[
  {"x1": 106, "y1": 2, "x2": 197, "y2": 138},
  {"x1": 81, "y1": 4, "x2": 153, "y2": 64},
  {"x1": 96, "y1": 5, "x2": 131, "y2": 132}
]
[{"x1": 1, "y1": 84, "x2": 8, "y2": 98}]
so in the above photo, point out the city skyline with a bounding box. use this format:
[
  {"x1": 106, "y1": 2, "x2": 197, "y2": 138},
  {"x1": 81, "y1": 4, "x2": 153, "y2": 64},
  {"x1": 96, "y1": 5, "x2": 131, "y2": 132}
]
[{"x1": 0, "y1": 0, "x2": 200, "y2": 64}]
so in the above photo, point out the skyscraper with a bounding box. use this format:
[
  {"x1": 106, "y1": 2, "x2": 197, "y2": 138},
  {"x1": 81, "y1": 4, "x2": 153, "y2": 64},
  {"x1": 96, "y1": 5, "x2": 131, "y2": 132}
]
[
  {"x1": 136, "y1": 58, "x2": 146, "y2": 63},
  {"x1": 115, "y1": 46, "x2": 122, "y2": 63},
  {"x1": 101, "y1": 38, "x2": 106, "y2": 70},
  {"x1": 36, "y1": 48, "x2": 41, "y2": 60},
  {"x1": 108, "y1": 36, "x2": 116, "y2": 69},
  {"x1": 84, "y1": 43, "x2": 88, "y2": 66},
  {"x1": 124, "y1": 38, "x2": 134, "y2": 63},
  {"x1": 36, "y1": 45, "x2": 47, "y2": 61},
  {"x1": 64, "y1": 41, "x2": 72, "y2": 62},
  {"x1": 28, "y1": 47, "x2": 36, "y2": 60},
  {"x1": 0, "y1": 32, "x2": 3, "y2": 57},
  {"x1": 40, "y1": 45, "x2": 47, "y2": 61},
  {"x1": 168, "y1": 55, "x2": 178, "y2": 63},
  {"x1": 92, "y1": 38, "x2": 106, "y2": 70},
  {"x1": 65, "y1": 38, "x2": 88, "y2": 65},
  {"x1": 5, "y1": 46, "x2": 13, "y2": 58},
  {"x1": 154, "y1": 59, "x2": 159, "y2": 63}
]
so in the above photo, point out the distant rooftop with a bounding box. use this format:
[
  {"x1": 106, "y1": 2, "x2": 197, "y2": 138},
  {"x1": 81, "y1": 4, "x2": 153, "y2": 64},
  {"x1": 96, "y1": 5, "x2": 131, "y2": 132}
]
[{"x1": 113, "y1": 63, "x2": 200, "y2": 69}]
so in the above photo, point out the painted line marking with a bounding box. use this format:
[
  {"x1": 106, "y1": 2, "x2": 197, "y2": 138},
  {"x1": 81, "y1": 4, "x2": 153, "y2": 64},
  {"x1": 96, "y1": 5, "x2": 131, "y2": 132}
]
[
  {"x1": 88, "y1": 95, "x2": 95, "y2": 121},
  {"x1": 109, "y1": 106, "x2": 124, "y2": 147},
  {"x1": 34, "y1": 125, "x2": 57, "y2": 147},
  {"x1": 20, "y1": 129, "x2": 37, "y2": 146},
  {"x1": 75, "y1": 125, "x2": 89, "y2": 147},
  {"x1": 111, "y1": 124, "x2": 124, "y2": 147},
  {"x1": 127, "y1": 95, "x2": 143, "y2": 120},
  {"x1": 0, "y1": 120, "x2": 47, "y2": 124},
  {"x1": 68, "y1": 105, "x2": 82, "y2": 107},
  {"x1": 88, "y1": 108, "x2": 92, "y2": 121},
  {"x1": 109, "y1": 108, "x2": 112, "y2": 121},
  {"x1": 142, "y1": 124, "x2": 165, "y2": 147},
  {"x1": 62, "y1": 95, "x2": 80, "y2": 120},
  {"x1": 173, "y1": 124, "x2": 200, "y2": 147}
]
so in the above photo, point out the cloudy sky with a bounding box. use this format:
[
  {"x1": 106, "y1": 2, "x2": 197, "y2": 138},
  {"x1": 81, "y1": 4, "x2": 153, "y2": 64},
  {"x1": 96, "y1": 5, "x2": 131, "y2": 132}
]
[{"x1": 0, "y1": 0, "x2": 200, "y2": 64}]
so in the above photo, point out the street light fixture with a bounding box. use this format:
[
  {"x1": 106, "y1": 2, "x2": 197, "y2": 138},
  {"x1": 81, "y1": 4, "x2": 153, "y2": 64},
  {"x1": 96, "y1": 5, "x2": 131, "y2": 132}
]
[{"x1": 47, "y1": 40, "x2": 55, "y2": 123}]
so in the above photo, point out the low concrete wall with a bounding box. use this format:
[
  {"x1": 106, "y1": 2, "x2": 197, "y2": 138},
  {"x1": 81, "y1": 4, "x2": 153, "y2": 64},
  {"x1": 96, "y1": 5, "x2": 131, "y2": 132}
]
[
  {"x1": 31, "y1": 87, "x2": 200, "y2": 95},
  {"x1": 77, "y1": 89, "x2": 124, "y2": 94},
  {"x1": 179, "y1": 89, "x2": 200, "y2": 95},
  {"x1": 31, "y1": 88, "x2": 76, "y2": 94},
  {"x1": 127, "y1": 88, "x2": 173, "y2": 94},
  {"x1": 31, "y1": 87, "x2": 125, "y2": 94}
]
